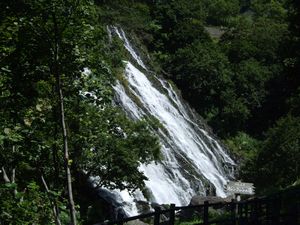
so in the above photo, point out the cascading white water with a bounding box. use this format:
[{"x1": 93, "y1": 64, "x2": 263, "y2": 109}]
[{"x1": 110, "y1": 27, "x2": 235, "y2": 215}]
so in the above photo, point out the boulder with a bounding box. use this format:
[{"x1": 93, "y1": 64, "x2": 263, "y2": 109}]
[
  {"x1": 135, "y1": 200, "x2": 151, "y2": 214},
  {"x1": 125, "y1": 219, "x2": 149, "y2": 225},
  {"x1": 180, "y1": 195, "x2": 234, "y2": 221},
  {"x1": 190, "y1": 195, "x2": 233, "y2": 206}
]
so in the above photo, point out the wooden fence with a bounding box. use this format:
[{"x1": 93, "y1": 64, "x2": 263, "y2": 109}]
[{"x1": 100, "y1": 186, "x2": 299, "y2": 225}]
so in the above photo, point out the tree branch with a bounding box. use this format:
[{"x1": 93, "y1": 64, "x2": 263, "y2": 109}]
[
  {"x1": 41, "y1": 175, "x2": 62, "y2": 225},
  {"x1": 2, "y1": 167, "x2": 11, "y2": 183}
]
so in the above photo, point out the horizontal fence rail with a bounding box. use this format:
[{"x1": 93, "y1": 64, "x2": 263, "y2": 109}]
[{"x1": 98, "y1": 186, "x2": 299, "y2": 225}]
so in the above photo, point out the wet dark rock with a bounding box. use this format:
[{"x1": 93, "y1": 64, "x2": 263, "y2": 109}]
[
  {"x1": 75, "y1": 172, "x2": 128, "y2": 224},
  {"x1": 136, "y1": 200, "x2": 151, "y2": 214},
  {"x1": 190, "y1": 195, "x2": 231, "y2": 206},
  {"x1": 126, "y1": 219, "x2": 150, "y2": 225},
  {"x1": 180, "y1": 195, "x2": 233, "y2": 221}
]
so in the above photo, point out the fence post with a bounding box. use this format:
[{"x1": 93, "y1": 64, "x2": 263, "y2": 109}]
[
  {"x1": 289, "y1": 190, "x2": 299, "y2": 225},
  {"x1": 272, "y1": 197, "x2": 280, "y2": 225},
  {"x1": 252, "y1": 198, "x2": 259, "y2": 225},
  {"x1": 230, "y1": 199, "x2": 236, "y2": 225},
  {"x1": 169, "y1": 204, "x2": 176, "y2": 225},
  {"x1": 154, "y1": 206, "x2": 161, "y2": 225},
  {"x1": 266, "y1": 199, "x2": 271, "y2": 225},
  {"x1": 237, "y1": 202, "x2": 243, "y2": 225},
  {"x1": 203, "y1": 201, "x2": 209, "y2": 225},
  {"x1": 291, "y1": 194, "x2": 299, "y2": 225},
  {"x1": 244, "y1": 201, "x2": 249, "y2": 224}
]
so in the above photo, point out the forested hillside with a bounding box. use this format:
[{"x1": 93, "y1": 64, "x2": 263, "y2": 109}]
[
  {"x1": 1, "y1": 0, "x2": 299, "y2": 224},
  {"x1": 98, "y1": 0, "x2": 300, "y2": 192}
]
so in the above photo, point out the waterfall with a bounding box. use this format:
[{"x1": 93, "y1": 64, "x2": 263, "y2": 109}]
[{"x1": 110, "y1": 27, "x2": 235, "y2": 216}]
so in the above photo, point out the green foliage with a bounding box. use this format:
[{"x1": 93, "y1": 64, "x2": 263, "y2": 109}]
[
  {"x1": 224, "y1": 132, "x2": 261, "y2": 182},
  {"x1": 221, "y1": 16, "x2": 288, "y2": 64},
  {"x1": 147, "y1": 0, "x2": 208, "y2": 57},
  {"x1": 234, "y1": 59, "x2": 271, "y2": 108},
  {"x1": 0, "y1": 182, "x2": 54, "y2": 224},
  {"x1": 208, "y1": 209, "x2": 231, "y2": 225},
  {"x1": 254, "y1": 115, "x2": 300, "y2": 192},
  {"x1": 168, "y1": 40, "x2": 233, "y2": 123},
  {"x1": 225, "y1": 132, "x2": 260, "y2": 160},
  {"x1": 167, "y1": 19, "x2": 210, "y2": 52},
  {"x1": 204, "y1": 0, "x2": 240, "y2": 25},
  {"x1": 0, "y1": 0, "x2": 161, "y2": 223},
  {"x1": 176, "y1": 219, "x2": 203, "y2": 225},
  {"x1": 1, "y1": 0, "x2": 300, "y2": 222},
  {"x1": 96, "y1": 0, "x2": 152, "y2": 31},
  {"x1": 251, "y1": 0, "x2": 288, "y2": 22},
  {"x1": 287, "y1": 87, "x2": 300, "y2": 115},
  {"x1": 116, "y1": 0, "x2": 300, "y2": 194},
  {"x1": 70, "y1": 104, "x2": 160, "y2": 191}
]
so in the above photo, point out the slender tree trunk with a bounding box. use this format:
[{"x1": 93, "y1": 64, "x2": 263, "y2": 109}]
[
  {"x1": 1, "y1": 146, "x2": 16, "y2": 185},
  {"x1": 41, "y1": 175, "x2": 62, "y2": 225},
  {"x1": 12, "y1": 145, "x2": 17, "y2": 196},
  {"x1": 52, "y1": 123, "x2": 60, "y2": 187},
  {"x1": 11, "y1": 168, "x2": 15, "y2": 183},
  {"x1": 11, "y1": 146, "x2": 16, "y2": 183},
  {"x1": 52, "y1": 11, "x2": 77, "y2": 225},
  {"x1": 57, "y1": 75, "x2": 77, "y2": 225}
]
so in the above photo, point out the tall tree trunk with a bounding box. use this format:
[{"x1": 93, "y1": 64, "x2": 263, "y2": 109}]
[
  {"x1": 52, "y1": 11, "x2": 77, "y2": 225},
  {"x1": 57, "y1": 75, "x2": 77, "y2": 225}
]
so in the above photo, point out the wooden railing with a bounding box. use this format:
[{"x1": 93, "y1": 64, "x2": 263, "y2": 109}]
[{"x1": 99, "y1": 186, "x2": 299, "y2": 225}]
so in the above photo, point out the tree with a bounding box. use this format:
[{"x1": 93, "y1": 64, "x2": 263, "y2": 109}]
[
  {"x1": 234, "y1": 59, "x2": 271, "y2": 117},
  {"x1": 166, "y1": 40, "x2": 241, "y2": 135},
  {"x1": 251, "y1": 0, "x2": 288, "y2": 22},
  {"x1": 149, "y1": 0, "x2": 208, "y2": 55},
  {"x1": 254, "y1": 115, "x2": 300, "y2": 193},
  {"x1": 219, "y1": 15, "x2": 289, "y2": 134},
  {"x1": 225, "y1": 132, "x2": 261, "y2": 182},
  {"x1": 71, "y1": 104, "x2": 160, "y2": 191},
  {"x1": 1, "y1": 0, "x2": 160, "y2": 223},
  {"x1": 221, "y1": 16, "x2": 288, "y2": 64},
  {"x1": 203, "y1": 0, "x2": 240, "y2": 25},
  {"x1": 0, "y1": 182, "x2": 55, "y2": 224}
]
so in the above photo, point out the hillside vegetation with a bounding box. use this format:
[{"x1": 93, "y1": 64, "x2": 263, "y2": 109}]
[
  {"x1": 97, "y1": 0, "x2": 300, "y2": 194},
  {"x1": 1, "y1": 0, "x2": 299, "y2": 224}
]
